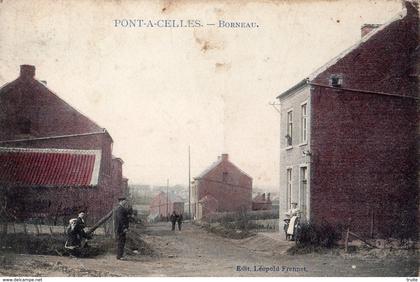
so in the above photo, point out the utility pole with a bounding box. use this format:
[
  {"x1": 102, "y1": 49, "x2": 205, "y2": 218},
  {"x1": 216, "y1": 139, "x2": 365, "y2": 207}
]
[
  {"x1": 166, "y1": 178, "x2": 169, "y2": 217},
  {"x1": 188, "y1": 145, "x2": 191, "y2": 219}
]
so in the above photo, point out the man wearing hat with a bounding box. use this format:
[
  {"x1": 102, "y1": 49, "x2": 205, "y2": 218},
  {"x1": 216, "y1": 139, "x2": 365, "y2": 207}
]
[{"x1": 115, "y1": 197, "x2": 131, "y2": 260}]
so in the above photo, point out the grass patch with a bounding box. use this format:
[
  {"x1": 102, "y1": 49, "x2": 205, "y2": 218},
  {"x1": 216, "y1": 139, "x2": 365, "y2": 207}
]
[
  {"x1": 0, "y1": 233, "x2": 108, "y2": 257},
  {"x1": 0, "y1": 230, "x2": 155, "y2": 258},
  {"x1": 202, "y1": 222, "x2": 255, "y2": 239}
]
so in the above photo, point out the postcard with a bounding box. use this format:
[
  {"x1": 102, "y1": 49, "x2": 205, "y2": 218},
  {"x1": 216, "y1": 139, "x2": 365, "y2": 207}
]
[{"x1": 0, "y1": 0, "x2": 418, "y2": 279}]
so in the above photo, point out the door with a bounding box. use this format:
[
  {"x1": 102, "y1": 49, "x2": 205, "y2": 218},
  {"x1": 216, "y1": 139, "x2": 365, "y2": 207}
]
[
  {"x1": 197, "y1": 203, "x2": 203, "y2": 220},
  {"x1": 299, "y1": 166, "x2": 308, "y2": 221}
]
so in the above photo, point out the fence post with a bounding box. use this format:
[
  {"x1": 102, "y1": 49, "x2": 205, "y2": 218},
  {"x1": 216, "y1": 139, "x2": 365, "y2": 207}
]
[
  {"x1": 345, "y1": 228, "x2": 350, "y2": 253},
  {"x1": 1, "y1": 222, "x2": 7, "y2": 234},
  {"x1": 104, "y1": 221, "x2": 111, "y2": 236},
  {"x1": 35, "y1": 222, "x2": 40, "y2": 236},
  {"x1": 111, "y1": 215, "x2": 115, "y2": 239},
  {"x1": 370, "y1": 210, "x2": 374, "y2": 239}
]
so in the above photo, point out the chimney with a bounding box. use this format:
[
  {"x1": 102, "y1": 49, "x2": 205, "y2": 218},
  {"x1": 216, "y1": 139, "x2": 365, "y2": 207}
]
[
  {"x1": 262, "y1": 193, "x2": 265, "y2": 201},
  {"x1": 20, "y1": 65, "x2": 36, "y2": 80},
  {"x1": 361, "y1": 24, "x2": 381, "y2": 38},
  {"x1": 267, "y1": 193, "x2": 271, "y2": 201},
  {"x1": 221, "y1": 154, "x2": 228, "y2": 161}
]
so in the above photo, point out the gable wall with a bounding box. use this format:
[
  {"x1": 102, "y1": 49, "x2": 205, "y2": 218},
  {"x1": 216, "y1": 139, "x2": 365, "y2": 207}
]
[{"x1": 309, "y1": 3, "x2": 418, "y2": 238}]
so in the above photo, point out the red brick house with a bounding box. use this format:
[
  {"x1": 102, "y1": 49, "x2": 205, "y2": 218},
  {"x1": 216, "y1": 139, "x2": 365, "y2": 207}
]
[
  {"x1": 197, "y1": 195, "x2": 219, "y2": 218},
  {"x1": 191, "y1": 154, "x2": 252, "y2": 220},
  {"x1": 0, "y1": 65, "x2": 128, "y2": 223},
  {"x1": 148, "y1": 192, "x2": 184, "y2": 221},
  {"x1": 252, "y1": 193, "x2": 272, "y2": 211},
  {"x1": 276, "y1": 2, "x2": 418, "y2": 239}
]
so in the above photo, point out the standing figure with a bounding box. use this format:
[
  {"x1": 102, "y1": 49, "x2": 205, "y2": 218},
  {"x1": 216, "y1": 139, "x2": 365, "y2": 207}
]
[
  {"x1": 285, "y1": 202, "x2": 300, "y2": 240},
  {"x1": 286, "y1": 202, "x2": 300, "y2": 218},
  {"x1": 115, "y1": 197, "x2": 130, "y2": 260},
  {"x1": 170, "y1": 211, "x2": 178, "y2": 231},
  {"x1": 177, "y1": 213, "x2": 183, "y2": 231}
]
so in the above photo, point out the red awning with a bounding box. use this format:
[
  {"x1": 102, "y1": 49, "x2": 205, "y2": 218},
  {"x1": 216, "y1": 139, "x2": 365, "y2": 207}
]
[{"x1": 0, "y1": 147, "x2": 101, "y2": 187}]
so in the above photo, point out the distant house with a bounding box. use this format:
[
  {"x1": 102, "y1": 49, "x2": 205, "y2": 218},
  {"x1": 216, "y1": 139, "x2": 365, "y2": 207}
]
[
  {"x1": 0, "y1": 65, "x2": 128, "y2": 222},
  {"x1": 276, "y1": 2, "x2": 418, "y2": 238},
  {"x1": 252, "y1": 193, "x2": 272, "y2": 211},
  {"x1": 191, "y1": 154, "x2": 252, "y2": 220},
  {"x1": 148, "y1": 192, "x2": 184, "y2": 221}
]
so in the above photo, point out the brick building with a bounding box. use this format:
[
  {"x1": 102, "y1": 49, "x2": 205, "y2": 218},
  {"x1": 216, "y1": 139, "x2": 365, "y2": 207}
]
[
  {"x1": 0, "y1": 65, "x2": 128, "y2": 223},
  {"x1": 148, "y1": 192, "x2": 184, "y2": 221},
  {"x1": 252, "y1": 193, "x2": 272, "y2": 211},
  {"x1": 276, "y1": 2, "x2": 418, "y2": 239},
  {"x1": 191, "y1": 154, "x2": 252, "y2": 220}
]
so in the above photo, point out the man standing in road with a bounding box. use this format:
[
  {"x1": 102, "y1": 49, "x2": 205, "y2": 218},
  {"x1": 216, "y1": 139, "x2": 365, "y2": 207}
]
[
  {"x1": 170, "y1": 210, "x2": 178, "y2": 231},
  {"x1": 115, "y1": 197, "x2": 130, "y2": 260},
  {"x1": 177, "y1": 213, "x2": 183, "y2": 231}
]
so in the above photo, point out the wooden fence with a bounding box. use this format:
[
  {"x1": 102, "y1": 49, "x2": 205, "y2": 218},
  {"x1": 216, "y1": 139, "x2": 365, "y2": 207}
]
[{"x1": 0, "y1": 220, "x2": 114, "y2": 237}]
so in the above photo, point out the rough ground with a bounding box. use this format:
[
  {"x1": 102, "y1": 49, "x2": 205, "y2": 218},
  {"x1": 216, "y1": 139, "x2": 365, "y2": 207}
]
[{"x1": 0, "y1": 222, "x2": 418, "y2": 277}]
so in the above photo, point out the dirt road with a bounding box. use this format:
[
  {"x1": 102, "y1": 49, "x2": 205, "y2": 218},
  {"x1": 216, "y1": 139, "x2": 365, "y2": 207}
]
[{"x1": 0, "y1": 222, "x2": 417, "y2": 277}]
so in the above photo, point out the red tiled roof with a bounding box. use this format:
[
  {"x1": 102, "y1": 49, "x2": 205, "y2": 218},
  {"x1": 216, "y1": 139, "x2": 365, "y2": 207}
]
[{"x1": 0, "y1": 147, "x2": 101, "y2": 187}]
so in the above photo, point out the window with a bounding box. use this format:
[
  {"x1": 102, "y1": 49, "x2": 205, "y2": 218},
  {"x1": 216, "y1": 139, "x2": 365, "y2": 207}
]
[
  {"x1": 286, "y1": 110, "x2": 293, "y2": 146},
  {"x1": 17, "y1": 118, "x2": 31, "y2": 134},
  {"x1": 301, "y1": 103, "x2": 307, "y2": 143},
  {"x1": 299, "y1": 166, "x2": 308, "y2": 220},
  {"x1": 330, "y1": 74, "x2": 343, "y2": 87},
  {"x1": 286, "y1": 168, "x2": 292, "y2": 209},
  {"x1": 222, "y1": 172, "x2": 228, "y2": 182}
]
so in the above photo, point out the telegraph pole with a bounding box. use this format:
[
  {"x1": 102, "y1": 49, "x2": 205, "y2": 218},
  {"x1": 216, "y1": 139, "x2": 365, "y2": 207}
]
[
  {"x1": 166, "y1": 178, "x2": 169, "y2": 217},
  {"x1": 188, "y1": 145, "x2": 191, "y2": 219},
  {"x1": 166, "y1": 178, "x2": 169, "y2": 218}
]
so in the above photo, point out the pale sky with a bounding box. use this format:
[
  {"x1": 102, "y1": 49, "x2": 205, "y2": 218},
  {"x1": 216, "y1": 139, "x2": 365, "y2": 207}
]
[{"x1": 0, "y1": 0, "x2": 403, "y2": 189}]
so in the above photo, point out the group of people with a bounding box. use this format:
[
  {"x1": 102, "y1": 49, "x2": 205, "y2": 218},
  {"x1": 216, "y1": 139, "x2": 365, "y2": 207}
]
[
  {"x1": 64, "y1": 211, "x2": 92, "y2": 256},
  {"x1": 65, "y1": 199, "x2": 296, "y2": 258},
  {"x1": 65, "y1": 197, "x2": 132, "y2": 260},
  {"x1": 169, "y1": 210, "x2": 183, "y2": 231},
  {"x1": 284, "y1": 202, "x2": 301, "y2": 240}
]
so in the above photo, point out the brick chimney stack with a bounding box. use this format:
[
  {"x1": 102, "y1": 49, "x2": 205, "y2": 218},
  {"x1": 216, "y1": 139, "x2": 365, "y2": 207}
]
[
  {"x1": 262, "y1": 193, "x2": 266, "y2": 201},
  {"x1": 20, "y1": 65, "x2": 35, "y2": 80},
  {"x1": 361, "y1": 24, "x2": 381, "y2": 38},
  {"x1": 221, "y1": 154, "x2": 228, "y2": 161}
]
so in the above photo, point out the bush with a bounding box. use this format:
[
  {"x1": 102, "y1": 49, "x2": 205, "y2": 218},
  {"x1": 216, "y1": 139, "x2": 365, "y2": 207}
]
[
  {"x1": 295, "y1": 222, "x2": 341, "y2": 249},
  {"x1": 204, "y1": 209, "x2": 278, "y2": 223},
  {"x1": 202, "y1": 222, "x2": 254, "y2": 239},
  {"x1": 218, "y1": 209, "x2": 247, "y2": 230}
]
